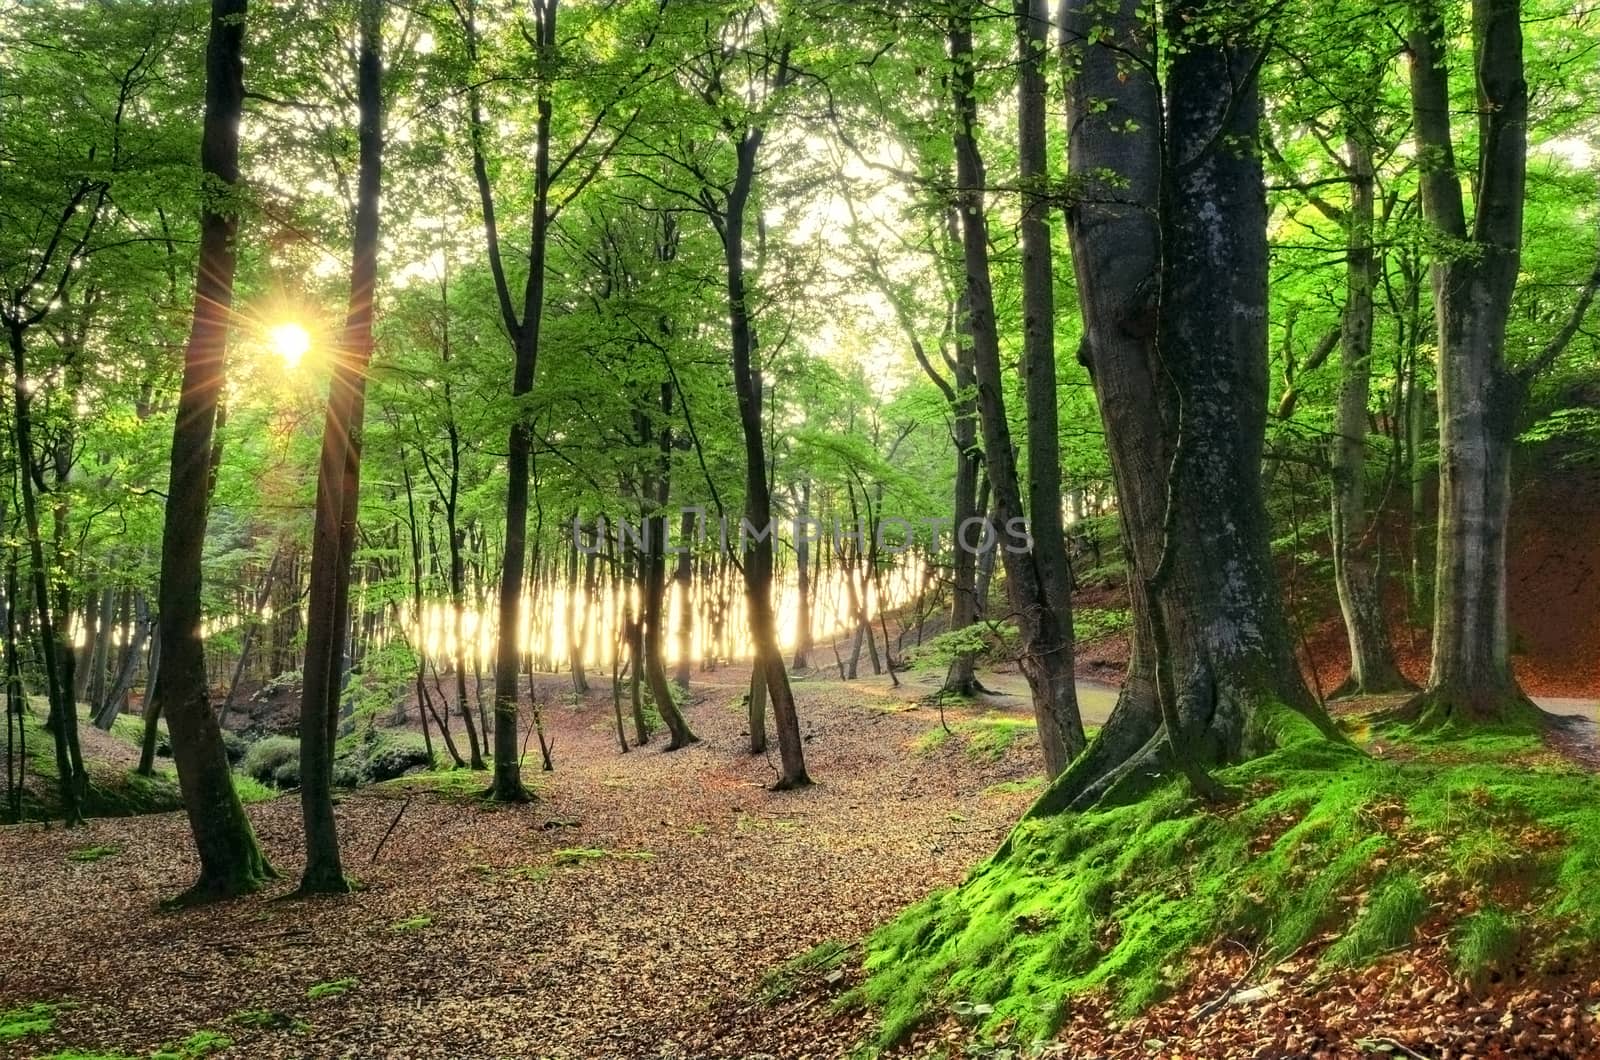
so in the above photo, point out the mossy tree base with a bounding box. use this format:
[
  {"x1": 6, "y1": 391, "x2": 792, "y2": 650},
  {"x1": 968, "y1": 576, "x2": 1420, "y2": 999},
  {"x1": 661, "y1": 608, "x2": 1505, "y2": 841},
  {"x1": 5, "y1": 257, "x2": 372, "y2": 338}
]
[
  {"x1": 1393, "y1": 684, "x2": 1548, "y2": 731},
  {"x1": 855, "y1": 710, "x2": 1600, "y2": 1048}
]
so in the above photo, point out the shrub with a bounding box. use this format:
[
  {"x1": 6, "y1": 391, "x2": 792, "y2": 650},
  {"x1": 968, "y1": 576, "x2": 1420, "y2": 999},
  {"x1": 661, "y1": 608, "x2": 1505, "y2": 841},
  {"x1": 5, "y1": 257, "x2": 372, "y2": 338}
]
[{"x1": 240, "y1": 735, "x2": 300, "y2": 788}]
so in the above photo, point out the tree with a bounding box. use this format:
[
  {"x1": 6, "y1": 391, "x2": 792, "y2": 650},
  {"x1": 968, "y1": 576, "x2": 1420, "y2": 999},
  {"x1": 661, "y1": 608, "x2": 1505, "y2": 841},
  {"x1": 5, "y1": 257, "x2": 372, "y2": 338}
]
[
  {"x1": 153, "y1": 0, "x2": 274, "y2": 898},
  {"x1": 297, "y1": 0, "x2": 384, "y2": 894},
  {"x1": 1405, "y1": 0, "x2": 1600, "y2": 724},
  {"x1": 948, "y1": 3, "x2": 1085, "y2": 777},
  {"x1": 1046, "y1": 0, "x2": 1337, "y2": 810}
]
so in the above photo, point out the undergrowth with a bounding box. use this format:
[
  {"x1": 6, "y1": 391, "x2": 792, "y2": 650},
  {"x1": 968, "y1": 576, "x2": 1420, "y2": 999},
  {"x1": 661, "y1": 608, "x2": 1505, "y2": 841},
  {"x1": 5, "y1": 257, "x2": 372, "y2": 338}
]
[{"x1": 856, "y1": 710, "x2": 1600, "y2": 1047}]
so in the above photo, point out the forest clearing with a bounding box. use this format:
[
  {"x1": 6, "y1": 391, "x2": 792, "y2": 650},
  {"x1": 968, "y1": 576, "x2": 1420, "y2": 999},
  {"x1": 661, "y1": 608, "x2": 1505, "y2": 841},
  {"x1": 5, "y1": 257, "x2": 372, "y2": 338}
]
[{"x1": 6, "y1": 0, "x2": 1600, "y2": 1056}]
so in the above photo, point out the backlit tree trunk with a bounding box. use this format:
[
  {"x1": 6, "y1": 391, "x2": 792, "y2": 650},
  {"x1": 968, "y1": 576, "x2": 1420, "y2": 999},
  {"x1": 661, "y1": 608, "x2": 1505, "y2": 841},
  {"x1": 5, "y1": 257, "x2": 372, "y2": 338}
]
[
  {"x1": 154, "y1": 0, "x2": 273, "y2": 898},
  {"x1": 297, "y1": 0, "x2": 383, "y2": 894}
]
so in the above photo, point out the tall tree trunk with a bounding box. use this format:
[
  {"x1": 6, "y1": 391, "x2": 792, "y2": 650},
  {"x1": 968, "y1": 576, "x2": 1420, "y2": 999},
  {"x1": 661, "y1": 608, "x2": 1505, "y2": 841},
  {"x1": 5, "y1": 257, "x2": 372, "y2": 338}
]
[
  {"x1": 1045, "y1": 0, "x2": 1334, "y2": 813},
  {"x1": 154, "y1": 0, "x2": 272, "y2": 897},
  {"x1": 724, "y1": 129, "x2": 809, "y2": 789},
  {"x1": 1405, "y1": 0, "x2": 1542, "y2": 724},
  {"x1": 950, "y1": 7, "x2": 1084, "y2": 777},
  {"x1": 1329, "y1": 129, "x2": 1411, "y2": 697},
  {"x1": 297, "y1": 0, "x2": 383, "y2": 894}
]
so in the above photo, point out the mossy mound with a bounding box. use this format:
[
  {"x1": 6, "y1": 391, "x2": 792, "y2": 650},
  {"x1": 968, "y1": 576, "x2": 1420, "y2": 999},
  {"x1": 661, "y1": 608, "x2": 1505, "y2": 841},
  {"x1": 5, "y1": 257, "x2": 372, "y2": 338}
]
[{"x1": 856, "y1": 709, "x2": 1600, "y2": 1047}]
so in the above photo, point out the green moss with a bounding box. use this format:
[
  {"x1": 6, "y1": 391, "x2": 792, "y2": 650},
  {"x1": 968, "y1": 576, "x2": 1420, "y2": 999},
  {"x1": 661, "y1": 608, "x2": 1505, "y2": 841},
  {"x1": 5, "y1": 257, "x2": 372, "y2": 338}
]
[
  {"x1": 66, "y1": 845, "x2": 118, "y2": 863},
  {"x1": 982, "y1": 778, "x2": 1046, "y2": 798},
  {"x1": 306, "y1": 977, "x2": 357, "y2": 1001},
  {"x1": 857, "y1": 721, "x2": 1600, "y2": 1047},
  {"x1": 913, "y1": 713, "x2": 1036, "y2": 762},
  {"x1": 549, "y1": 846, "x2": 654, "y2": 865},
  {"x1": 229, "y1": 1009, "x2": 308, "y2": 1032},
  {"x1": 150, "y1": 1030, "x2": 232, "y2": 1059},
  {"x1": 761, "y1": 940, "x2": 854, "y2": 1001},
  {"x1": 239, "y1": 736, "x2": 300, "y2": 788},
  {"x1": 390, "y1": 913, "x2": 433, "y2": 932},
  {"x1": 1, "y1": 1001, "x2": 59, "y2": 1040},
  {"x1": 229, "y1": 774, "x2": 277, "y2": 804},
  {"x1": 374, "y1": 768, "x2": 491, "y2": 802}
]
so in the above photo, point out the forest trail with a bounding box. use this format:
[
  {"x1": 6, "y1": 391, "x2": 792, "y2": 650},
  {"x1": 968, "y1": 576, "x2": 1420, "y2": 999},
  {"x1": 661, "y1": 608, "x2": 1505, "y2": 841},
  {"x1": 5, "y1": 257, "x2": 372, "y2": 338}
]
[{"x1": 0, "y1": 671, "x2": 1046, "y2": 1059}]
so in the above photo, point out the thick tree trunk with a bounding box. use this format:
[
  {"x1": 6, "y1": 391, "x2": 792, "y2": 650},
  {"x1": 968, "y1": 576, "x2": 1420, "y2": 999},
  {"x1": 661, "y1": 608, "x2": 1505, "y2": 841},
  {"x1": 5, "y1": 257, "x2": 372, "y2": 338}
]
[
  {"x1": 950, "y1": 9, "x2": 1083, "y2": 776},
  {"x1": 297, "y1": 0, "x2": 382, "y2": 894},
  {"x1": 1330, "y1": 131, "x2": 1411, "y2": 697},
  {"x1": 1405, "y1": 0, "x2": 1537, "y2": 724},
  {"x1": 154, "y1": 0, "x2": 272, "y2": 898},
  {"x1": 1046, "y1": 0, "x2": 1332, "y2": 812}
]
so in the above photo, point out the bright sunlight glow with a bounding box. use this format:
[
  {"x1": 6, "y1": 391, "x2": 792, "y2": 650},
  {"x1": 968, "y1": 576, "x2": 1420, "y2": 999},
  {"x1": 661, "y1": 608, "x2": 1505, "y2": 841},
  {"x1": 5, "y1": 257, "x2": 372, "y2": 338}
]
[{"x1": 269, "y1": 322, "x2": 311, "y2": 368}]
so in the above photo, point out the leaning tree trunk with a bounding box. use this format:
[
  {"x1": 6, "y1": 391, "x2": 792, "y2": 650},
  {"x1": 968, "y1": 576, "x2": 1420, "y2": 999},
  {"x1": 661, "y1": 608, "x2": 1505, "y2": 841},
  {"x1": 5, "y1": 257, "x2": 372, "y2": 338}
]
[
  {"x1": 1329, "y1": 129, "x2": 1411, "y2": 697},
  {"x1": 297, "y1": 0, "x2": 382, "y2": 894},
  {"x1": 724, "y1": 131, "x2": 809, "y2": 789},
  {"x1": 950, "y1": 8, "x2": 1084, "y2": 777},
  {"x1": 154, "y1": 0, "x2": 272, "y2": 899},
  {"x1": 1043, "y1": 0, "x2": 1334, "y2": 814}
]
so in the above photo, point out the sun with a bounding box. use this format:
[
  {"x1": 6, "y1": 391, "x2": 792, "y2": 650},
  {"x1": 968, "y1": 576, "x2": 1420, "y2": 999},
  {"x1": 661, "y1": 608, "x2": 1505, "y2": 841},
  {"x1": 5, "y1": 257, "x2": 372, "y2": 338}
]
[{"x1": 269, "y1": 322, "x2": 311, "y2": 368}]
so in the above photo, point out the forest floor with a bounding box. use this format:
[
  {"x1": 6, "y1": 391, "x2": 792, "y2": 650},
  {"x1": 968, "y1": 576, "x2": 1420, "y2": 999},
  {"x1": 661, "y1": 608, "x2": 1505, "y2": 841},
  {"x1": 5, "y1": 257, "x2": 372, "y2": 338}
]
[{"x1": 4, "y1": 667, "x2": 1600, "y2": 1059}]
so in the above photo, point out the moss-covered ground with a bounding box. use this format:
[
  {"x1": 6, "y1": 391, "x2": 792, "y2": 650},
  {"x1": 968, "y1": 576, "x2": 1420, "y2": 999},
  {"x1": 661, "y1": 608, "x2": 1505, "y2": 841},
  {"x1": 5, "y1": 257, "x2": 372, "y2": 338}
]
[{"x1": 853, "y1": 707, "x2": 1600, "y2": 1047}]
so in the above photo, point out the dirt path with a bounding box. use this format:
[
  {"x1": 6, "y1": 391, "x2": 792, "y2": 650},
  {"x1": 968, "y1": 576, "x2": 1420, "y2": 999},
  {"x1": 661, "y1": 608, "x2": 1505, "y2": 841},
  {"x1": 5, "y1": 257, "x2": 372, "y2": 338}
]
[{"x1": 0, "y1": 670, "x2": 1042, "y2": 1059}]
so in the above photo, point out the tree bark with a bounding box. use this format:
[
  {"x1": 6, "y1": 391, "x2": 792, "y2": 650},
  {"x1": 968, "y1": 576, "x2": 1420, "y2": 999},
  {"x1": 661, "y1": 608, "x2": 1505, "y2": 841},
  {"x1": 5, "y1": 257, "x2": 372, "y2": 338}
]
[
  {"x1": 1329, "y1": 129, "x2": 1411, "y2": 697},
  {"x1": 950, "y1": 7, "x2": 1084, "y2": 777},
  {"x1": 724, "y1": 125, "x2": 809, "y2": 788},
  {"x1": 1405, "y1": 0, "x2": 1539, "y2": 723},
  {"x1": 297, "y1": 0, "x2": 383, "y2": 894},
  {"x1": 1045, "y1": 0, "x2": 1334, "y2": 813},
  {"x1": 154, "y1": 0, "x2": 272, "y2": 898}
]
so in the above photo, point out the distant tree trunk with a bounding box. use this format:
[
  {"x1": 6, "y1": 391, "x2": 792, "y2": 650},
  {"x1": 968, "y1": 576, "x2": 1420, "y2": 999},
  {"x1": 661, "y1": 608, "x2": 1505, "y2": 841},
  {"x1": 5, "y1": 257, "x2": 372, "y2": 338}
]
[
  {"x1": 1044, "y1": 0, "x2": 1334, "y2": 812},
  {"x1": 479, "y1": 0, "x2": 559, "y2": 805},
  {"x1": 640, "y1": 390, "x2": 697, "y2": 748},
  {"x1": 673, "y1": 508, "x2": 695, "y2": 688},
  {"x1": 567, "y1": 519, "x2": 589, "y2": 694},
  {"x1": 153, "y1": 0, "x2": 272, "y2": 898},
  {"x1": 791, "y1": 481, "x2": 813, "y2": 671},
  {"x1": 297, "y1": 0, "x2": 383, "y2": 894},
  {"x1": 723, "y1": 124, "x2": 809, "y2": 789},
  {"x1": 1329, "y1": 128, "x2": 1411, "y2": 697},
  {"x1": 951, "y1": 7, "x2": 1083, "y2": 777}
]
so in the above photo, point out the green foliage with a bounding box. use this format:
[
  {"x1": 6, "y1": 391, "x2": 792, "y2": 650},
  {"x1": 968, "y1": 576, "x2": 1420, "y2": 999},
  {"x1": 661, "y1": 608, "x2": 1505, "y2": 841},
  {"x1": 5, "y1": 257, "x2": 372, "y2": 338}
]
[
  {"x1": 1074, "y1": 608, "x2": 1132, "y2": 642},
  {"x1": 229, "y1": 774, "x2": 278, "y2": 805},
  {"x1": 305, "y1": 978, "x2": 357, "y2": 1002},
  {"x1": 857, "y1": 719, "x2": 1600, "y2": 1046},
  {"x1": 1451, "y1": 906, "x2": 1524, "y2": 988},
  {"x1": 230, "y1": 1009, "x2": 309, "y2": 1033},
  {"x1": 902, "y1": 623, "x2": 1021, "y2": 678},
  {"x1": 150, "y1": 1031, "x2": 232, "y2": 1060},
  {"x1": 390, "y1": 914, "x2": 433, "y2": 932}
]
